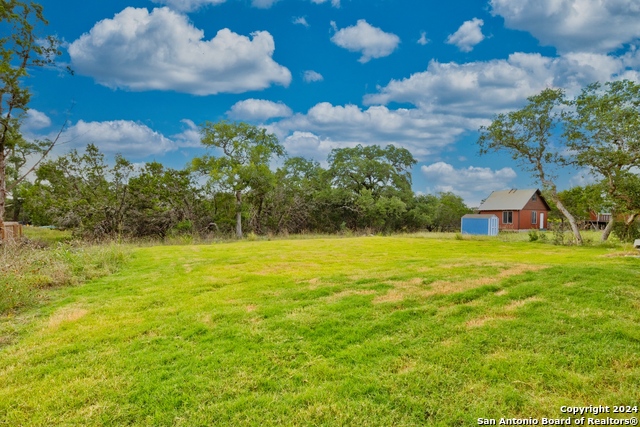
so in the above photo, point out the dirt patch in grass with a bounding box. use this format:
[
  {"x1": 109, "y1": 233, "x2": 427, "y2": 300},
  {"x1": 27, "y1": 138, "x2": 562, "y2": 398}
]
[
  {"x1": 372, "y1": 290, "x2": 407, "y2": 304},
  {"x1": 255, "y1": 263, "x2": 322, "y2": 276},
  {"x1": 440, "y1": 337, "x2": 457, "y2": 347},
  {"x1": 419, "y1": 261, "x2": 505, "y2": 272},
  {"x1": 603, "y1": 252, "x2": 640, "y2": 258},
  {"x1": 307, "y1": 278, "x2": 321, "y2": 289},
  {"x1": 391, "y1": 356, "x2": 416, "y2": 374},
  {"x1": 373, "y1": 264, "x2": 546, "y2": 304},
  {"x1": 503, "y1": 297, "x2": 543, "y2": 311},
  {"x1": 372, "y1": 278, "x2": 425, "y2": 303},
  {"x1": 324, "y1": 290, "x2": 376, "y2": 303},
  {"x1": 200, "y1": 313, "x2": 215, "y2": 327},
  {"x1": 495, "y1": 289, "x2": 508, "y2": 296},
  {"x1": 465, "y1": 314, "x2": 515, "y2": 328},
  {"x1": 465, "y1": 296, "x2": 542, "y2": 327},
  {"x1": 48, "y1": 307, "x2": 89, "y2": 328}
]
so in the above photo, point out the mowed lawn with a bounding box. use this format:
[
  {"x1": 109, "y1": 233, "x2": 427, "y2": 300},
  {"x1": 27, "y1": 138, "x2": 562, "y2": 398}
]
[{"x1": 1, "y1": 237, "x2": 639, "y2": 426}]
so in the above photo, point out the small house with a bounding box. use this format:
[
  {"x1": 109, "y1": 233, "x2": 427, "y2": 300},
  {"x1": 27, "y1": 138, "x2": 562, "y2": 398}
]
[
  {"x1": 461, "y1": 214, "x2": 499, "y2": 236},
  {"x1": 478, "y1": 189, "x2": 550, "y2": 231}
]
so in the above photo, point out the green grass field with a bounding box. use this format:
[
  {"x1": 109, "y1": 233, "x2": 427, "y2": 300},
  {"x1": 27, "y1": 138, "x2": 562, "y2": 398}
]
[{"x1": 1, "y1": 236, "x2": 639, "y2": 426}]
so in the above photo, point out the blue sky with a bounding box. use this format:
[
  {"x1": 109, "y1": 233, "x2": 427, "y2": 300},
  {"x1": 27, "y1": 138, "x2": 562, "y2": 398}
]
[{"x1": 22, "y1": 0, "x2": 640, "y2": 205}]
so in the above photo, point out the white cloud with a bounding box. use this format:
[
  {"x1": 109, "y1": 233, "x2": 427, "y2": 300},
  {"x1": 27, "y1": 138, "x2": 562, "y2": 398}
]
[
  {"x1": 364, "y1": 52, "x2": 637, "y2": 118},
  {"x1": 267, "y1": 102, "x2": 484, "y2": 161},
  {"x1": 227, "y1": 99, "x2": 293, "y2": 121},
  {"x1": 490, "y1": 0, "x2": 640, "y2": 53},
  {"x1": 171, "y1": 119, "x2": 202, "y2": 148},
  {"x1": 151, "y1": 0, "x2": 226, "y2": 12},
  {"x1": 417, "y1": 31, "x2": 429, "y2": 46},
  {"x1": 59, "y1": 120, "x2": 177, "y2": 158},
  {"x1": 330, "y1": 19, "x2": 400, "y2": 63},
  {"x1": 365, "y1": 53, "x2": 554, "y2": 116},
  {"x1": 446, "y1": 18, "x2": 485, "y2": 52},
  {"x1": 20, "y1": 110, "x2": 57, "y2": 149},
  {"x1": 569, "y1": 168, "x2": 599, "y2": 187},
  {"x1": 153, "y1": 0, "x2": 282, "y2": 11},
  {"x1": 421, "y1": 162, "x2": 517, "y2": 206},
  {"x1": 621, "y1": 46, "x2": 640, "y2": 69},
  {"x1": 311, "y1": 0, "x2": 340, "y2": 7},
  {"x1": 303, "y1": 70, "x2": 324, "y2": 82},
  {"x1": 251, "y1": 0, "x2": 280, "y2": 8},
  {"x1": 293, "y1": 16, "x2": 309, "y2": 27},
  {"x1": 281, "y1": 131, "x2": 341, "y2": 160},
  {"x1": 68, "y1": 7, "x2": 291, "y2": 95},
  {"x1": 23, "y1": 109, "x2": 52, "y2": 131}
]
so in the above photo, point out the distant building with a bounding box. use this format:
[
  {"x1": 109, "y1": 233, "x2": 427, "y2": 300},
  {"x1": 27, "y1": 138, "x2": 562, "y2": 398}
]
[
  {"x1": 478, "y1": 189, "x2": 551, "y2": 231},
  {"x1": 588, "y1": 211, "x2": 612, "y2": 230}
]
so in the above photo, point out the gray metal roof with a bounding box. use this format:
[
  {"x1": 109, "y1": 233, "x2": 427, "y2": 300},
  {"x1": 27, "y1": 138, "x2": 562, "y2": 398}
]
[{"x1": 478, "y1": 189, "x2": 540, "y2": 211}]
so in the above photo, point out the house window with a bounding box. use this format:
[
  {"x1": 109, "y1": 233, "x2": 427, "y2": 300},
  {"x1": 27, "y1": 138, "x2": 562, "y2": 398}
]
[
  {"x1": 532, "y1": 211, "x2": 537, "y2": 224},
  {"x1": 532, "y1": 193, "x2": 537, "y2": 201},
  {"x1": 503, "y1": 211, "x2": 513, "y2": 224}
]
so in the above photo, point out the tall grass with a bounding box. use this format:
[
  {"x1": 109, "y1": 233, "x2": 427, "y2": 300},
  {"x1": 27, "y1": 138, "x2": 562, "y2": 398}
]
[{"x1": 0, "y1": 238, "x2": 129, "y2": 315}]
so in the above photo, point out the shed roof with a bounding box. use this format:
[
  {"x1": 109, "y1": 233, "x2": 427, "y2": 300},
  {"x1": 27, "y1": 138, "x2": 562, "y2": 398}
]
[
  {"x1": 478, "y1": 189, "x2": 549, "y2": 211},
  {"x1": 462, "y1": 214, "x2": 498, "y2": 219}
]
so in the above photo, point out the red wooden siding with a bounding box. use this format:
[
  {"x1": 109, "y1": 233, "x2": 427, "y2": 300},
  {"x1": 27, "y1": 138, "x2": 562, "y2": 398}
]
[{"x1": 478, "y1": 208, "x2": 549, "y2": 230}]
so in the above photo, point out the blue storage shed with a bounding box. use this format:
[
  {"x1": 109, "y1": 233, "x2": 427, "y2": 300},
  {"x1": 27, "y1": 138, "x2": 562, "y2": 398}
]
[{"x1": 461, "y1": 214, "x2": 499, "y2": 236}]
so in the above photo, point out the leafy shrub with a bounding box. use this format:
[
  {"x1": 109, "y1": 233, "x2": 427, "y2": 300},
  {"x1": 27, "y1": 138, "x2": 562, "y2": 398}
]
[
  {"x1": 548, "y1": 219, "x2": 569, "y2": 245},
  {"x1": 171, "y1": 220, "x2": 194, "y2": 234},
  {"x1": 612, "y1": 221, "x2": 640, "y2": 243}
]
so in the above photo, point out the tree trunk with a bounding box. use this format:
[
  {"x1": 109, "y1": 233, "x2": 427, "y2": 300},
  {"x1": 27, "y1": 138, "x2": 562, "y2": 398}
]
[
  {"x1": 255, "y1": 196, "x2": 264, "y2": 235},
  {"x1": 601, "y1": 215, "x2": 615, "y2": 242},
  {"x1": 0, "y1": 146, "x2": 6, "y2": 226},
  {"x1": 625, "y1": 213, "x2": 638, "y2": 226},
  {"x1": 11, "y1": 197, "x2": 21, "y2": 222},
  {"x1": 235, "y1": 190, "x2": 243, "y2": 239},
  {"x1": 548, "y1": 187, "x2": 583, "y2": 245}
]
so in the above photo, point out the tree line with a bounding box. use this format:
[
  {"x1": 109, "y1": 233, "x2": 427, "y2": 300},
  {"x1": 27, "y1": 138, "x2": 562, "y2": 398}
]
[{"x1": 9, "y1": 132, "x2": 471, "y2": 239}]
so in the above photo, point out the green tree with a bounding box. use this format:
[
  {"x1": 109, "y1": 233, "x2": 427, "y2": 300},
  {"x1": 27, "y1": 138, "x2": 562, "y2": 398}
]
[
  {"x1": 192, "y1": 121, "x2": 284, "y2": 238},
  {"x1": 555, "y1": 184, "x2": 608, "y2": 224},
  {"x1": 328, "y1": 144, "x2": 416, "y2": 200},
  {"x1": 564, "y1": 80, "x2": 640, "y2": 240},
  {"x1": 264, "y1": 157, "x2": 327, "y2": 234},
  {"x1": 1, "y1": 0, "x2": 65, "y2": 222},
  {"x1": 478, "y1": 88, "x2": 584, "y2": 245},
  {"x1": 433, "y1": 192, "x2": 472, "y2": 232},
  {"x1": 5, "y1": 123, "x2": 68, "y2": 221},
  {"x1": 404, "y1": 194, "x2": 439, "y2": 231},
  {"x1": 126, "y1": 162, "x2": 202, "y2": 238},
  {"x1": 29, "y1": 144, "x2": 133, "y2": 238},
  {"x1": 326, "y1": 144, "x2": 416, "y2": 231},
  {"x1": 614, "y1": 172, "x2": 640, "y2": 225},
  {"x1": 352, "y1": 189, "x2": 407, "y2": 232}
]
